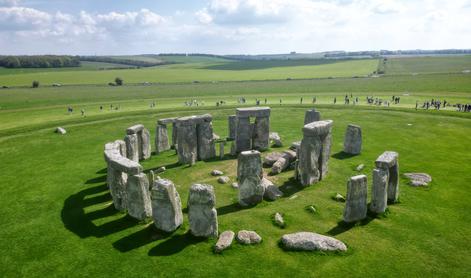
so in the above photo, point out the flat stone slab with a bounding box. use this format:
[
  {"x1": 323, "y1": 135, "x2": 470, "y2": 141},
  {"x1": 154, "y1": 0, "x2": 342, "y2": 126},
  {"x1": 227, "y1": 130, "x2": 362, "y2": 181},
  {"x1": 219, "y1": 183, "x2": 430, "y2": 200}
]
[
  {"x1": 375, "y1": 151, "x2": 398, "y2": 168},
  {"x1": 404, "y1": 173, "x2": 432, "y2": 186},
  {"x1": 303, "y1": 120, "x2": 333, "y2": 137},
  {"x1": 236, "y1": 107, "x2": 271, "y2": 118},
  {"x1": 126, "y1": 124, "x2": 144, "y2": 135},
  {"x1": 104, "y1": 148, "x2": 142, "y2": 175},
  {"x1": 55, "y1": 127, "x2": 66, "y2": 134},
  {"x1": 157, "y1": 117, "x2": 177, "y2": 125},
  {"x1": 211, "y1": 170, "x2": 224, "y2": 176},
  {"x1": 281, "y1": 232, "x2": 347, "y2": 252},
  {"x1": 262, "y1": 178, "x2": 283, "y2": 200},
  {"x1": 263, "y1": 152, "x2": 283, "y2": 167},
  {"x1": 236, "y1": 230, "x2": 262, "y2": 245},
  {"x1": 214, "y1": 230, "x2": 235, "y2": 253}
]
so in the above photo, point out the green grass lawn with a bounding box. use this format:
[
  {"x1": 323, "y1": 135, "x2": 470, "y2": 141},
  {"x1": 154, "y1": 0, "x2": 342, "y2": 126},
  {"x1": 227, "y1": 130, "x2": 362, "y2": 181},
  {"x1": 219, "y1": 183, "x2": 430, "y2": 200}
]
[
  {"x1": 0, "y1": 58, "x2": 377, "y2": 87},
  {"x1": 0, "y1": 105, "x2": 470, "y2": 277},
  {"x1": 384, "y1": 55, "x2": 471, "y2": 75}
]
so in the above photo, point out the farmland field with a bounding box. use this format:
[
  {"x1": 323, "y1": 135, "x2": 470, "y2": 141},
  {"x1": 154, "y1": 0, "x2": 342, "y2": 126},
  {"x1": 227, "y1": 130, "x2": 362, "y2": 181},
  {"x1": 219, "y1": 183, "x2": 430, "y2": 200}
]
[
  {"x1": 0, "y1": 55, "x2": 470, "y2": 277},
  {"x1": 383, "y1": 55, "x2": 471, "y2": 75}
]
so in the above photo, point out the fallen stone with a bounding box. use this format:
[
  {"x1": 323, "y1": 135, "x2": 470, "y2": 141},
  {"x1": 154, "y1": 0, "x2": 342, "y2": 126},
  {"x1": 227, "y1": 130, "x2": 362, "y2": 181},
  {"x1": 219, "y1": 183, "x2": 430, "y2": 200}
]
[
  {"x1": 263, "y1": 152, "x2": 283, "y2": 167},
  {"x1": 231, "y1": 182, "x2": 239, "y2": 189},
  {"x1": 155, "y1": 166, "x2": 166, "y2": 173},
  {"x1": 211, "y1": 170, "x2": 224, "y2": 176},
  {"x1": 55, "y1": 127, "x2": 66, "y2": 134},
  {"x1": 404, "y1": 173, "x2": 432, "y2": 186},
  {"x1": 274, "y1": 212, "x2": 285, "y2": 228},
  {"x1": 236, "y1": 230, "x2": 262, "y2": 245},
  {"x1": 290, "y1": 141, "x2": 301, "y2": 151},
  {"x1": 333, "y1": 193, "x2": 345, "y2": 202},
  {"x1": 356, "y1": 164, "x2": 365, "y2": 171},
  {"x1": 306, "y1": 205, "x2": 317, "y2": 214},
  {"x1": 280, "y1": 232, "x2": 347, "y2": 252},
  {"x1": 218, "y1": 176, "x2": 230, "y2": 184},
  {"x1": 261, "y1": 178, "x2": 283, "y2": 201},
  {"x1": 214, "y1": 230, "x2": 235, "y2": 253},
  {"x1": 269, "y1": 132, "x2": 283, "y2": 147}
]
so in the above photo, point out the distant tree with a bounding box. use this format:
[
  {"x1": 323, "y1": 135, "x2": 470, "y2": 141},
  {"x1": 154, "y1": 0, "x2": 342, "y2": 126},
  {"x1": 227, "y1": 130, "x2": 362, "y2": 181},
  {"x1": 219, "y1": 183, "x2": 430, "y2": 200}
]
[
  {"x1": 32, "y1": 80, "x2": 39, "y2": 88},
  {"x1": 115, "y1": 77, "x2": 123, "y2": 86}
]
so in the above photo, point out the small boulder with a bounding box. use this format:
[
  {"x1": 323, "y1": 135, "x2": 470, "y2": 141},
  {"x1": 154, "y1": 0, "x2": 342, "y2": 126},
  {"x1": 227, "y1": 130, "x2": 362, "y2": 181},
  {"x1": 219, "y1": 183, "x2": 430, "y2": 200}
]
[
  {"x1": 236, "y1": 230, "x2": 262, "y2": 245},
  {"x1": 231, "y1": 182, "x2": 239, "y2": 189},
  {"x1": 263, "y1": 152, "x2": 283, "y2": 167},
  {"x1": 404, "y1": 173, "x2": 432, "y2": 186},
  {"x1": 217, "y1": 176, "x2": 230, "y2": 184},
  {"x1": 306, "y1": 205, "x2": 317, "y2": 214},
  {"x1": 211, "y1": 170, "x2": 224, "y2": 176},
  {"x1": 269, "y1": 132, "x2": 283, "y2": 147},
  {"x1": 333, "y1": 193, "x2": 345, "y2": 202},
  {"x1": 262, "y1": 178, "x2": 283, "y2": 201},
  {"x1": 280, "y1": 232, "x2": 347, "y2": 252},
  {"x1": 214, "y1": 230, "x2": 235, "y2": 253},
  {"x1": 274, "y1": 212, "x2": 285, "y2": 228},
  {"x1": 55, "y1": 127, "x2": 66, "y2": 135},
  {"x1": 290, "y1": 141, "x2": 301, "y2": 151},
  {"x1": 356, "y1": 164, "x2": 365, "y2": 171},
  {"x1": 156, "y1": 166, "x2": 166, "y2": 173}
]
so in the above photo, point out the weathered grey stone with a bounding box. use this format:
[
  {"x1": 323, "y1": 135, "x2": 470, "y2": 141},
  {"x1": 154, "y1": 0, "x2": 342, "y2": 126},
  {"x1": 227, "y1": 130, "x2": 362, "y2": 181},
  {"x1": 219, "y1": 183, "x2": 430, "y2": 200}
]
[
  {"x1": 107, "y1": 167, "x2": 127, "y2": 211},
  {"x1": 155, "y1": 124, "x2": 170, "y2": 154},
  {"x1": 104, "y1": 146, "x2": 142, "y2": 175},
  {"x1": 148, "y1": 170, "x2": 155, "y2": 183},
  {"x1": 231, "y1": 182, "x2": 239, "y2": 189},
  {"x1": 290, "y1": 141, "x2": 301, "y2": 151},
  {"x1": 114, "y1": 139, "x2": 127, "y2": 157},
  {"x1": 176, "y1": 117, "x2": 198, "y2": 164},
  {"x1": 253, "y1": 116, "x2": 270, "y2": 151},
  {"x1": 238, "y1": 150, "x2": 264, "y2": 206},
  {"x1": 269, "y1": 132, "x2": 283, "y2": 147},
  {"x1": 124, "y1": 134, "x2": 139, "y2": 162},
  {"x1": 213, "y1": 133, "x2": 220, "y2": 140},
  {"x1": 404, "y1": 173, "x2": 432, "y2": 186},
  {"x1": 196, "y1": 118, "x2": 216, "y2": 160},
  {"x1": 343, "y1": 175, "x2": 368, "y2": 223},
  {"x1": 261, "y1": 178, "x2": 283, "y2": 200},
  {"x1": 333, "y1": 193, "x2": 346, "y2": 202},
  {"x1": 188, "y1": 184, "x2": 218, "y2": 238},
  {"x1": 228, "y1": 115, "x2": 236, "y2": 140},
  {"x1": 236, "y1": 107, "x2": 271, "y2": 118},
  {"x1": 270, "y1": 150, "x2": 296, "y2": 175},
  {"x1": 151, "y1": 179, "x2": 183, "y2": 232},
  {"x1": 157, "y1": 117, "x2": 176, "y2": 125},
  {"x1": 274, "y1": 212, "x2": 285, "y2": 228},
  {"x1": 126, "y1": 124, "x2": 144, "y2": 135},
  {"x1": 235, "y1": 116, "x2": 252, "y2": 152},
  {"x1": 55, "y1": 127, "x2": 66, "y2": 134},
  {"x1": 370, "y1": 168, "x2": 389, "y2": 214},
  {"x1": 375, "y1": 151, "x2": 399, "y2": 203},
  {"x1": 155, "y1": 166, "x2": 166, "y2": 173},
  {"x1": 356, "y1": 164, "x2": 365, "y2": 171},
  {"x1": 211, "y1": 170, "x2": 224, "y2": 176},
  {"x1": 218, "y1": 176, "x2": 230, "y2": 184},
  {"x1": 263, "y1": 152, "x2": 283, "y2": 167},
  {"x1": 141, "y1": 128, "x2": 151, "y2": 159},
  {"x1": 230, "y1": 141, "x2": 236, "y2": 156},
  {"x1": 281, "y1": 232, "x2": 347, "y2": 252},
  {"x1": 214, "y1": 230, "x2": 235, "y2": 253},
  {"x1": 219, "y1": 141, "x2": 225, "y2": 159},
  {"x1": 296, "y1": 120, "x2": 333, "y2": 186},
  {"x1": 171, "y1": 122, "x2": 177, "y2": 148},
  {"x1": 126, "y1": 173, "x2": 152, "y2": 220},
  {"x1": 236, "y1": 230, "x2": 262, "y2": 245},
  {"x1": 304, "y1": 109, "x2": 321, "y2": 124},
  {"x1": 343, "y1": 124, "x2": 362, "y2": 155}
]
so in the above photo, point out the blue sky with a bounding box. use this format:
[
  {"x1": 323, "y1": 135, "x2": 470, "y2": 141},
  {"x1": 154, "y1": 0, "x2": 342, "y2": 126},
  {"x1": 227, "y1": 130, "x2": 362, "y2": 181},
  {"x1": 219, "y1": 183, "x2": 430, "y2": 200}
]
[{"x1": 0, "y1": 0, "x2": 470, "y2": 55}]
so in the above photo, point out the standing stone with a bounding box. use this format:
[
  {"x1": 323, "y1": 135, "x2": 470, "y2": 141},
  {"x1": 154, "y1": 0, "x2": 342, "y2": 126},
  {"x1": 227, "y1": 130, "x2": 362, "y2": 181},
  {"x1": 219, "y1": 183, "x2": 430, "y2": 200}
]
[
  {"x1": 228, "y1": 115, "x2": 236, "y2": 140},
  {"x1": 343, "y1": 124, "x2": 362, "y2": 155},
  {"x1": 141, "y1": 128, "x2": 151, "y2": 159},
  {"x1": 296, "y1": 120, "x2": 333, "y2": 186},
  {"x1": 115, "y1": 139, "x2": 127, "y2": 157},
  {"x1": 196, "y1": 115, "x2": 216, "y2": 160},
  {"x1": 343, "y1": 175, "x2": 368, "y2": 223},
  {"x1": 253, "y1": 116, "x2": 270, "y2": 151},
  {"x1": 375, "y1": 151, "x2": 399, "y2": 203},
  {"x1": 176, "y1": 117, "x2": 198, "y2": 165},
  {"x1": 171, "y1": 122, "x2": 177, "y2": 148},
  {"x1": 126, "y1": 173, "x2": 152, "y2": 220},
  {"x1": 155, "y1": 124, "x2": 170, "y2": 154},
  {"x1": 219, "y1": 141, "x2": 225, "y2": 159},
  {"x1": 124, "y1": 134, "x2": 139, "y2": 162},
  {"x1": 188, "y1": 184, "x2": 218, "y2": 238},
  {"x1": 370, "y1": 168, "x2": 389, "y2": 214},
  {"x1": 238, "y1": 150, "x2": 264, "y2": 206},
  {"x1": 304, "y1": 109, "x2": 321, "y2": 124},
  {"x1": 151, "y1": 179, "x2": 183, "y2": 232},
  {"x1": 107, "y1": 167, "x2": 128, "y2": 211},
  {"x1": 235, "y1": 116, "x2": 252, "y2": 152}
]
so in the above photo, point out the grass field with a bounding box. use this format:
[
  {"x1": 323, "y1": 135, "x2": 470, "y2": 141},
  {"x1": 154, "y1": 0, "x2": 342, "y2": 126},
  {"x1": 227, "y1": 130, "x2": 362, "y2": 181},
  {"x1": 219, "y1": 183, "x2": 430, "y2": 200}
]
[
  {"x1": 0, "y1": 58, "x2": 377, "y2": 87},
  {"x1": 383, "y1": 55, "x2": 471, "y2": 75},
  {"x1": 0, "y1": 55, "x2": 470, "y2": 277}
]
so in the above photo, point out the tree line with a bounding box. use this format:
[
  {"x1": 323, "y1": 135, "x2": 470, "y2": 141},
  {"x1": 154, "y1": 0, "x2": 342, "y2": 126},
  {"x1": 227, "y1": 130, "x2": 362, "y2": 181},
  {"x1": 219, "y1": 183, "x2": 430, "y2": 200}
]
[
  {"x1": 0, "y1": 55, "x2": 81, "y2": 68},
  {"x1": 79, "y1": 56, "x2": 169, "y2": 67}
]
